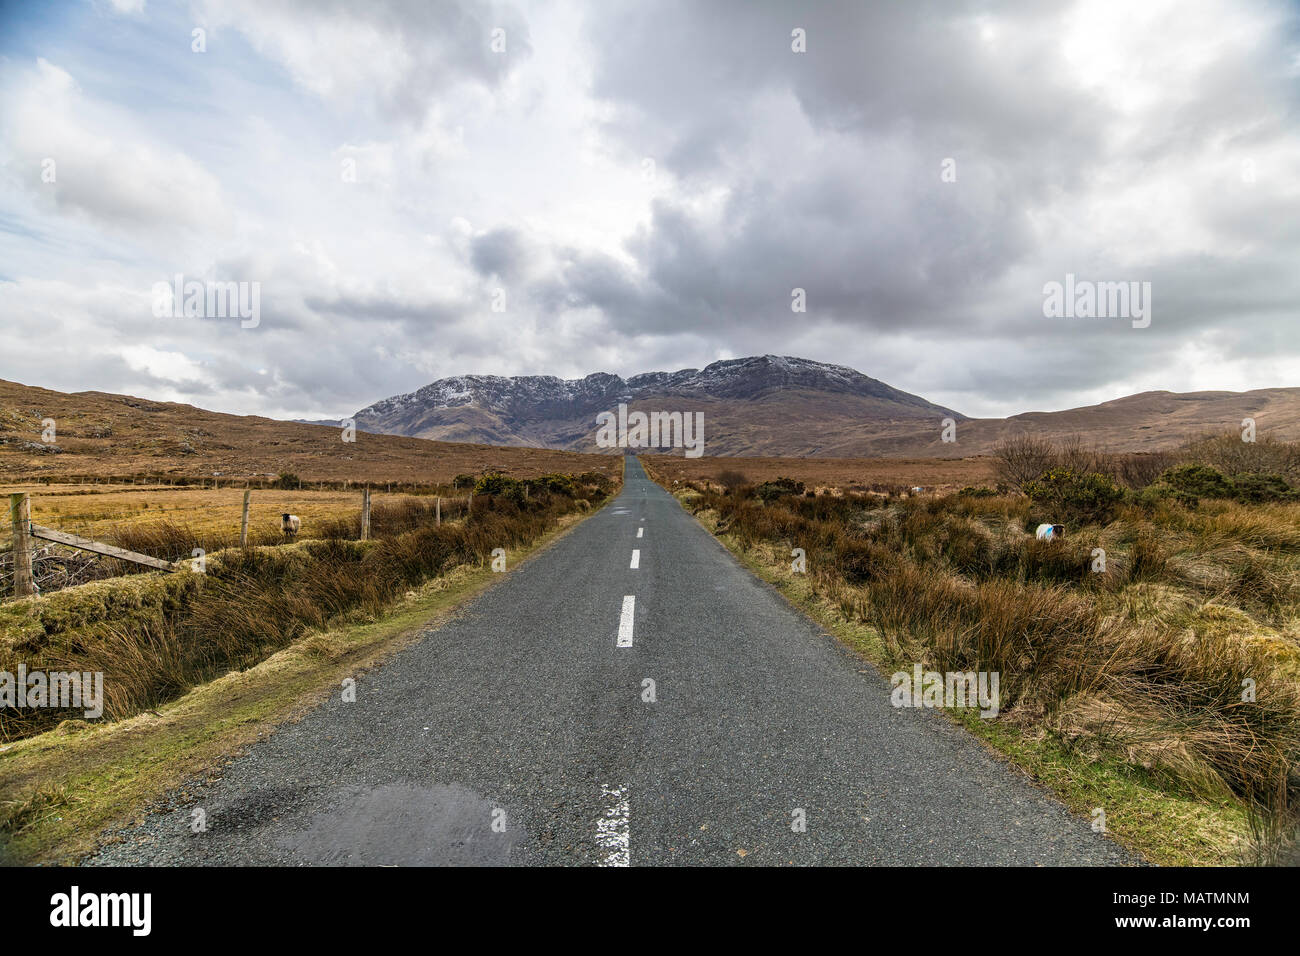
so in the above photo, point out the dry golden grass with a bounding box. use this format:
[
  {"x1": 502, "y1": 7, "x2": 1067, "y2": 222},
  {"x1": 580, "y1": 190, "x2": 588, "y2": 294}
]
[
  {"x1": 0, "y1": 377, "x2": 619, "y2": 485},
  {"x1": 0, "y1": 480, "x2": 612, "y2": 742},
  {"x1": 672, "y1": 478, "x2": 1300, "y2": 863},
  {"x1": 0, "y1": 510, "x2": 595, "y2": 866},
  {"x1": 642, "y1": 452, "x2": 997, "y2": 494},
  {"x1": 4, "y1": 485, "x2": 444, "y2": 550}
]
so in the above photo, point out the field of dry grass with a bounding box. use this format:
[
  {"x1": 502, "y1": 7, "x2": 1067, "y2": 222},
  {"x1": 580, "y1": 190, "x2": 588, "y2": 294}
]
[
  {"x1": 0, "y1": 378, "x2": 618, "y2": 485},
  {"x1": 642, "y1": 452, "x2": 996, "y2": 494},
  {"x1": 1, "y1": 484, "x2": 449, "y2": 550},
  {"x1": 650, "y1": 442, "x2": 1300, "y2": 865},
  {"x1": 0, "y1": 472, "x2": 616, "y2": 743}
]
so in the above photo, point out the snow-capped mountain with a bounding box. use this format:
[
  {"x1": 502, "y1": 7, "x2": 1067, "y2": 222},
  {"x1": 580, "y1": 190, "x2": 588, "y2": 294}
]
[{"x1": 352, "y1": 355, "x2": 964, "y2": 457}]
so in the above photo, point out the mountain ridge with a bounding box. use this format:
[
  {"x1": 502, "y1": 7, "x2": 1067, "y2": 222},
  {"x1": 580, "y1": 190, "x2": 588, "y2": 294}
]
[{"x1": 351, "y1": 355, "x2": 1300, "y2": 458}]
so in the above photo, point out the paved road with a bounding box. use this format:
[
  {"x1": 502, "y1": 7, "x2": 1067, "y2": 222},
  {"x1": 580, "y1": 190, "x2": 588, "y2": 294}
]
[{"x1": 90, "y1": 457, "x2": 1131, "y2": 866}]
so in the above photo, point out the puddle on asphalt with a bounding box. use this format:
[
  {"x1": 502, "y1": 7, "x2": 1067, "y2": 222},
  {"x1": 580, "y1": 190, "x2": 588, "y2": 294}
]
[{"x1": 279, "y1": 782, "x2": 520, "y2": 866}]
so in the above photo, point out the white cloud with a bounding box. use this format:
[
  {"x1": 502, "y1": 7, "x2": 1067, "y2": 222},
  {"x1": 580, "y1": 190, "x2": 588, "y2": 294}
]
[
  {"x1": 119, "y1": 344, "x2": 210, "y2": 387},
  {"x1": 1, "y1": 59, "x2": 226, "y2": 232},
  {"x1": 0, "y1": 0, "x2": 1297, "y2": 424}
]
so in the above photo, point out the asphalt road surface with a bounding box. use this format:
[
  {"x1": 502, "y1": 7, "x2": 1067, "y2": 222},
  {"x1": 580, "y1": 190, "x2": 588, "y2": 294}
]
[{"x1": 90, "y1": 457, "x2": 1131, "y2": 866}]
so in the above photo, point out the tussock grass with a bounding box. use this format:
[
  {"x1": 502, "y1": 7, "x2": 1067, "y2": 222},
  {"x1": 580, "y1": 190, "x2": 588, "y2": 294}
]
[
  {"x1": 0, "y1": 480, "x2": 611, "y2": 742},
  {"x1": 0, "y1": 784, "x2": 70, "y2": 838},
  {"x1": 680, "y1": 482, "x2": 1300, "y2": 863},
  {"x1": 0, "y1": 504, "x2": 600, "y2": 866}
]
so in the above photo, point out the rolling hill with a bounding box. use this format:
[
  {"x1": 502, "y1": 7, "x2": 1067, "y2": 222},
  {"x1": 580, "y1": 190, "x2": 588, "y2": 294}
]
[
  {"x1": 352, "y1": 355, "x2": 1300, "y2": 458},
  {"x1": 0, "y1": 379, "x2": 619, "y2": 484},
  {"x1": 4, "y1": 357, "x2": 1297, "y2": 479}
]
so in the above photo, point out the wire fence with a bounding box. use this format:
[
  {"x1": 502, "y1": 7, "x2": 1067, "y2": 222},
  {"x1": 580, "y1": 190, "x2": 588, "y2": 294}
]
[{"x1": 3, "y1": 485, "x2": 477, "y2": 600}]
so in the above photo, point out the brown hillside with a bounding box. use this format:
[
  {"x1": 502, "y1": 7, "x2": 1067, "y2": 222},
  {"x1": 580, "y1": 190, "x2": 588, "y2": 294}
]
[{"x1": 0, "y1": 379, "x2": 619, "y2": 484}]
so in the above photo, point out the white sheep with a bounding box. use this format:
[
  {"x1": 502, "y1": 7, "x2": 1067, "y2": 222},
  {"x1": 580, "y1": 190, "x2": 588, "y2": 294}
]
[
  {"x1": 281, "y1": 513, "x2": 301, "y2": 540},
  {"x1": 1035, "y1": 523, "x2": 1063, "y2": 541}
]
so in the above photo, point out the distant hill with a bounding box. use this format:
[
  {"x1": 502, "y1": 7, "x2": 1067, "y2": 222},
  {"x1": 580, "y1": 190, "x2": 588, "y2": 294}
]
[
  {"x1": 352, "y1": 355, "x2": 1300, "y2": 457},
  {"x1": 5, "y1": 359, "x2": 1297, "y2": 478},
  {"x1": 0, "y1": 379, "x2": 619, "y2": 483},
  {"x1": 354, "y1": 355, "x2": 964, "y2": 456},
  {"x1": 948, "y1": 388, "x2": 1300, "y2": 457}
]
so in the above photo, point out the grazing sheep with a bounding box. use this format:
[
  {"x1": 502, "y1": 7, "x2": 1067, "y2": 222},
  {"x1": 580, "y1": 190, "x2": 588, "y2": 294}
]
[
  {"x1": 1035, "y1": 523, "x2": 1064, "y2": 541},
  {"x1": 281, "y1": 513, "x2": 301, "y2": 540}
]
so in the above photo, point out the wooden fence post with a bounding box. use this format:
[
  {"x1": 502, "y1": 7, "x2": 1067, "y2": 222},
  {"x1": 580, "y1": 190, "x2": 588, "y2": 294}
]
[
  {"x1": 240, "y1": 489, "x2": 251, "y2": 548},
  {"x1": 361, "y1": 487, "x2": 371, "y2": 541},
  {"x1": 468, "y1": 491, "x2": 473, "y2": 515},
  {"x1": 436, "y1": 496, "x2": 441, "y2": 526},
  {"x1": 10, "y1": 493, "x2": 34, "y2": 598}
]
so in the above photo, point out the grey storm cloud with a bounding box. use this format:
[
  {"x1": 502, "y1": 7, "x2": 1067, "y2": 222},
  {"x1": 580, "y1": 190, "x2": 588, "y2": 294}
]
[
  {"x1": 585, "y1": 0, "x2": 1107, "y2": 181},
  {"x1": 3, "y1": 0, "x2": 1299, "y2": 421},
  {"x1": 304, "y1": 292, "x2": 465, "y2": 326},
  {"x1": 469, "y1": 227, "x2": 529, "y2": 280},
  {"x1": 556, "y1": 0, "x2": 1300, "y2": 406}
]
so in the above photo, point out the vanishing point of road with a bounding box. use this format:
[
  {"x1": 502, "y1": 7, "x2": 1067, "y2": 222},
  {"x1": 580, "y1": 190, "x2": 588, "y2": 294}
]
[{"x1": 91, "y1": 458, "x2": 1130, "y2": 866}]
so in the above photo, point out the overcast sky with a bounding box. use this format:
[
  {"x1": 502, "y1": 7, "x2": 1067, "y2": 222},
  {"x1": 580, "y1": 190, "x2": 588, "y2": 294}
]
[{"x1": 1, "y1": 0, "x2": 1298, "y2": 420}]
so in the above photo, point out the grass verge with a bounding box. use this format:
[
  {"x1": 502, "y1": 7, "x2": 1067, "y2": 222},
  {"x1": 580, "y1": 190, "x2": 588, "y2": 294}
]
[
  {"x1": 0, "y1": 508, "x2": 595, "y2": 865},
  {"x1": 688, "y1": 507, "x2": 1254, "y2": 867}
]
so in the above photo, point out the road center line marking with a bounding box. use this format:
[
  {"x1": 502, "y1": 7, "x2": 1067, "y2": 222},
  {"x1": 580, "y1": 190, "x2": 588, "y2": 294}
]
[
  {"x1": 596, "y1": 784, "x2": 630, "y2": 867},
  {"x1": 636, "y1": 527, "x2": 643, "y2": 538},
  {"x1": 630, "y1": 549, "x2": 640, "y2": 569},
  {"x1": 618, "y1": 595, "x2": 635, "y2": 647}
]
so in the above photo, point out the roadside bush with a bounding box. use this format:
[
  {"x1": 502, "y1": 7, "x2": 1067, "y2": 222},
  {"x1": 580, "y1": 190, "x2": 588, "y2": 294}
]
[
  {"x1": 1023, "y1": 468, "x2": 1125, "y2": 524},
  {"x1": 536, "y1": 473, "x2": 577, "y2": 496},
  {"x1": 1231, "y1": 472, "x2": 1294, "y2": 504},
  {"x1": 756, "y1": 477, "x2": 805, "y2": 502},
  {"x1": 1161, "y1": 464, "x2": 1234, "y2": 500},
  {"x1": 473, "y1": 473, "x2": 533, "y2": 503},
  {"x1": 717, "y1": 469, "x2": 749, "y2": 491},
  {"x1": 576, "y1": 471, "x2": 614, "y2": 501}
]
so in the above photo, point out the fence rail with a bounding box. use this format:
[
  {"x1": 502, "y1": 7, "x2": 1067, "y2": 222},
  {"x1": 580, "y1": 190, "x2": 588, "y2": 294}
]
[
  {"x1": 5, "y1": 486, "x2": 474, "y2": 599},
  {"x1": 28, "y1": 524, "x2": 183, "y2": 572}
]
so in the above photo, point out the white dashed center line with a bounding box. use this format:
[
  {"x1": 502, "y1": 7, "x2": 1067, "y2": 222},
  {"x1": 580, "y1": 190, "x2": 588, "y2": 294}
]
[
  {"x1": 636, "y1": 527, "x2": 644, "y2": 538},
  {"x1": 618, "y1": 595, "x2": 635, "y2": 647},
  {"x1": 596, "y1": 784, "x2": 630, "y2": 866},
  {"x1": 630, "y1": 549, "x2": 640, "y2": 569}
]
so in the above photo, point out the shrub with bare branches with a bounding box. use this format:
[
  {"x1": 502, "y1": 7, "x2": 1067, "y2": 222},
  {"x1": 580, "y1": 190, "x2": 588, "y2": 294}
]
[
  {"x1": 992, "y1": 434, "x2": 1057, "y2": 489},
  {"x1": 1178, "y1": 432, "x2": 1300, "y2": 481}
]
